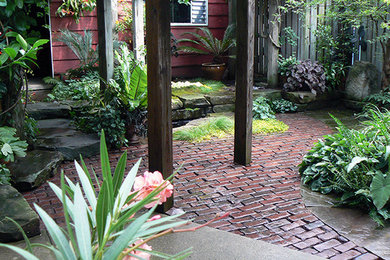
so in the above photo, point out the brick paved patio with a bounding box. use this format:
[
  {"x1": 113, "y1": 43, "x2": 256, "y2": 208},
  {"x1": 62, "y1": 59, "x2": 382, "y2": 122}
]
[{"x1": 23, "y1": 113, "x2": 380, "y2": 259}]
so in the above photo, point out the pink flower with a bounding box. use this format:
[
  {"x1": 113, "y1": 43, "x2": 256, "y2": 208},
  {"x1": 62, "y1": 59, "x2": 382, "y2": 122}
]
[
  {"x1": 147, "y1": 215, "x2": 161, "y2": 222},
  {"x1": 133, "y1": 171, "x2": 173, "y2": 208},
  {"x1": 123, "y1": 240, "x2": 152, "y2": 260}
]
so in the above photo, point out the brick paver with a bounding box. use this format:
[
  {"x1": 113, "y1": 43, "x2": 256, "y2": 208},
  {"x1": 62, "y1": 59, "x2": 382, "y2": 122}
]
[{"x1": 22, "y1": 113, "x2": 381, "y2": 259}]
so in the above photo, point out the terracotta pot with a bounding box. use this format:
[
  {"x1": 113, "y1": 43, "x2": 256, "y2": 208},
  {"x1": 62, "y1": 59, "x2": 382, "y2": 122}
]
[
  {"x1": 125, "y1": 124, "x2": 140, "y2": 145},
  {"x1": 201, "y1": 63, "x2": 226, "y2": 81}
]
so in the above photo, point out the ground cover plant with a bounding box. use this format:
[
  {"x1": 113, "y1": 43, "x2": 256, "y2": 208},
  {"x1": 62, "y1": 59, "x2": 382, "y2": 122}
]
[
  {"x1": 173, "y1": 116, "x2": 288, "y2": 142},
  {"x1": 300, "y1": 106, "x2": 390, "y2": 225},
  {"x1": 252, "y1": 96, "x2": 297, "y2": 120},
  {"x1": 172, "y1": 78, "x2": 226, "y2": 95}
]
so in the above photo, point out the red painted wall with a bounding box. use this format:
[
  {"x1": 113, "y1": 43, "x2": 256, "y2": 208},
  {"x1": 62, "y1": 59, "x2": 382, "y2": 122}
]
[{"x1": 50, "y1": 0, "x2": 228, "y2": 78}]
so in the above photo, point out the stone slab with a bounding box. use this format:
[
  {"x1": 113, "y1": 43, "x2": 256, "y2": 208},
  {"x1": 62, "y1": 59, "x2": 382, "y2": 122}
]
[
  {"x1": 150, "y1": 222, "x2": 323, "y2": 260},
  {"x1": 36, "y1": 119, "x2": 75, "y2": 130},
  {"x1": 172, "y1": 108, "x2": 204, "y2": 121},
  {"x1": 35, "y1": 133, "x2": 100, "y2": 160},
  {"x1": 302, "y1": 186, "x2": 390, "y2": 259},
  {"x1": 27, "y1": 102, "x2": 71, "y2": 120},
  {"x1": 0, "y1": 185, "x2": 40, "y2": 242},
  {"x1": 172, "y1": 97, "x2": 184, "y2": 110},
  {"x1": 176, "y1": 94, "x2": 211, "y2": 108},
  {"x1": 204, "y1": 92, "x2": 235, "y2": 105},
  {"x1": 253, "y1": 88, "x2": 282, "y2": 100},
  {"x1": 0, "y1": 231, "x2": 54, "y2": 259},
  {"x1": 9, "y1": 150, "x2": 63, "y2": 191},
  {"x1": 213, "y1": 104, "x2": 235, "y2": 113}
]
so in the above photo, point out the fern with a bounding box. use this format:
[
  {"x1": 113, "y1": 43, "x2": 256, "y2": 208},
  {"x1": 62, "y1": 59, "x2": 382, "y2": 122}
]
[{"x1": 56, "y1": 29, "x2": 98, "y2": 69}]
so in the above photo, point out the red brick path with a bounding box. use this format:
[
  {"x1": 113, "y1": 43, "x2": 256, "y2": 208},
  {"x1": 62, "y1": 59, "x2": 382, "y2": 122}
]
[{"x1": 23, "y1": 113, "x2": 380, "y2": 259}]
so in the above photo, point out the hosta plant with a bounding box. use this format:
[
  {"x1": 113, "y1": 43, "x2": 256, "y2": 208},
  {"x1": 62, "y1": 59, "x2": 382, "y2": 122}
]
[
  {"x1": 252, "y1": 97, "x2": 275, "y2": 120},
  {"x1": 283, "y1": 60, "x2": 326, "y2": 95},
  {"x1": 299, "y1": 107, "x2": 390, "y2": 226},
  {"x1": 0, "y1": 127, "x2": 28, "y2": 184},
  {"x1": 0, "y1": 131, "x2": 194, "y2": 259}
]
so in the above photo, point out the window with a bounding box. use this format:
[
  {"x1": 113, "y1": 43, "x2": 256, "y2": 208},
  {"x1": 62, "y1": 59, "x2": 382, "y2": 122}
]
[{"x1": 171, "y1": 0, "x2": 208, "y2": 26}]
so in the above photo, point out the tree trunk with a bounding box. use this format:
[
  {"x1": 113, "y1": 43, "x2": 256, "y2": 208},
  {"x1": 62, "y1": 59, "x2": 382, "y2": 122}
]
[
  {"x1": 382, "y1": 38, "x2": 390, "y2": 88},
  {"x1": 267, "y1": 0, "x2": 280, "y2": 88}
]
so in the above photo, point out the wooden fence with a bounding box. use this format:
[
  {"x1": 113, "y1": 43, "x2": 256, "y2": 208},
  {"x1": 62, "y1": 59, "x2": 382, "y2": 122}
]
[{"x1": 254, "y1": 0, "x2": 384, "y2": 76}]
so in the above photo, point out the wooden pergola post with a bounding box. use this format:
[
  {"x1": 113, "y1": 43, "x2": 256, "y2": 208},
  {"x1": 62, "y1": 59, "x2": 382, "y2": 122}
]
[
  {"x1": 97, "y1": 0, "x2": 114, "y2": 89},
  {"x1": 234, "y1": 0, "x2": 255, "y2": 166},
  {"x1": 146, "y1": 0, "x2": 173, "y2": 211}
]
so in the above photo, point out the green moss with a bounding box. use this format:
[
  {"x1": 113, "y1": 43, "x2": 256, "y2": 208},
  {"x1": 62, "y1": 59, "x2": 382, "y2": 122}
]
[
  {"x1": 173, "y1": 116, "x2": 289, "y2": 142},
  {"x1": 172, "y1": 78, "x2": 226, "y2": 96}
]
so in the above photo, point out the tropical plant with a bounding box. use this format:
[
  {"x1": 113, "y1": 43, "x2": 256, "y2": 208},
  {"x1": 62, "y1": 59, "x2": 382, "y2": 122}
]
[
  {"x1": 0, "y1": 131, "x2": 195, "y2": 259},
  {"x1": 111, "y1": 44, "x2": 147, "y2": 112},
  {"x1": 299, "y1": 106, "x2": 390, "y2": 225},
  {"x1": 283, "y1": 60, "x2": 326, "y2": 95},
  {"x1": 365, "y1": 91, "x2": 390, "y2": 109},
  {"x1": 55, "y1": 29, "x2": 98, "y2": 74},
  {"x1": 252, "y1": 96, "x2": 276, "y2": 120},
  {"x1": 177, "y1": 24, "x2": 236, "y2": 64},
  {"x1": 56, "y1": 0, "x2": 96, "y2": 23},
  {"x1": 0, "y1": 127, "x2": 28, "y2": 184}
]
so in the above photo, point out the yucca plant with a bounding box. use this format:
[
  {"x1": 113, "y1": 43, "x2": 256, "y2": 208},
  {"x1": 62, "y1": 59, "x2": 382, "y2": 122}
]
[
  {"x1": 56, "y1": 29, "x2": 98, "y2": 71},
  {"x1": 0, "y1": 131, "x2": 192, "y2": 259},
  {"x1": 178, "y1": 24, "x2": 236, "y2": 64}
]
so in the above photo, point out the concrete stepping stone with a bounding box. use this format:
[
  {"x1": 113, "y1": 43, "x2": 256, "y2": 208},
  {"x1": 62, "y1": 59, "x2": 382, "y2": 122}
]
[
  {"x1": 0, "y1": 184, "x2": 40, "y2": 242},
  {"x1": 8, "y1": 150, "x2": 63, "y2": 191},
  {"x1": 27, "y1": 102, "x2": 71, "y2": 120}
]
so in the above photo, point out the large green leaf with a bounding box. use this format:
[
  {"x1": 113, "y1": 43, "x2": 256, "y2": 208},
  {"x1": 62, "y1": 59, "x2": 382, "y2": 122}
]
[
  {"x1": 102, "y1": 207, "x2": 154, "y2": 260},
  {"x1": 100, "y1": 131, "x2": 113, "y2": 208},
  {"x1": 128, "y1": 65, "x2": 147, "y2": 105},
  {"x1": 75, "y1": 160, "x2": 97, "y2": 210},
  {"x1": 96, "y1": 182, "x2": 110, "y2": 245},
  {"x1": 112, "y1": 152, "x2": 127, "y2": 198},
  {"x1": 0, "y1": 244, "x2": 39, "y2": 260},
  {"x1": 3, "y1": 47, "x2": 18, "y2": 60},
  {"x1": 73, "y1": 185, "x2": 92, "y2": 260},
  {"x1": 370, "y1": 172, "x2": 390, "y2": 210},
  {"x1": 16, "y1": 34, "x2": 28, "y2": 50},
  {"x1": 34, "y1": 204, "x2": 77, "y2": 260}
]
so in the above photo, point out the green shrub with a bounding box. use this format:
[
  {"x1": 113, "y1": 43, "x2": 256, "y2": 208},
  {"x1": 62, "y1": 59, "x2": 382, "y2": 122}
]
[
  {"x1": 299, "y1": 107, "x2": 390, "y2": 225},
  {"x1": 252, "y1": 97, "x2": 275, "y2": 120}
]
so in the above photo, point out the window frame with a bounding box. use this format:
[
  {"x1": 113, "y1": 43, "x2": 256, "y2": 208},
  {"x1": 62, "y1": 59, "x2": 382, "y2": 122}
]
[{"x1": 171, "y1": 0, "x2": 209, "y2": 27}]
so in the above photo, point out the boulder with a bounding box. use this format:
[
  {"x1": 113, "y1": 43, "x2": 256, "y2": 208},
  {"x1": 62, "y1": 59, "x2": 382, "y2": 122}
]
[
  {"x1": 9, "y1": 150, "x2": 63, "y2": 191},
  {"x1": 172, "y1": 97, "x2": 183, "y2": 110},
  {"x1": 0, "y1": 184, "x2": 40, "y2": 242},
  {"x1": 345, "y1": 61, "x2": 381, "y2": 101}
]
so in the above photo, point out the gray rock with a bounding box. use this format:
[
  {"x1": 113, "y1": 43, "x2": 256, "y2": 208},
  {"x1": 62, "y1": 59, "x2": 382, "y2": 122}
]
[
  {"x1": 281, "y1": 91, "x2": 317, "y2": 104},
  {"x1": 9, "y1": 150, "x2": 63, "y2": 191},
  {"x1": 213, "y1": 104, "x2": 235, "y2": 113},
  {"x1": 35, "y1": 133, "x2": 100, "y2": 160},
  {"x1": 345, "y1": 61, "x2": 381, "y2": 101},
  {"x1": 172, "y1": 108, "x2": 203, "y2": 121},
  {"x1": 0, "y1": 184, "x2": 40, "y2": 242},
  {"x1": 26, "y1": 102, "x2": 71, "y2": 120},
  {"x1": 253, "y1": 89, "x2": 282, "y2": 100},
  {"x1": 204, "y1": 93, "x2": 235, "y2": 105},
  {"x1": 172, "y1": 97, "x2": 183, "y2": 110},
  {"x1": 36, "y1": 119, "x2": 75, "y2": 130}
]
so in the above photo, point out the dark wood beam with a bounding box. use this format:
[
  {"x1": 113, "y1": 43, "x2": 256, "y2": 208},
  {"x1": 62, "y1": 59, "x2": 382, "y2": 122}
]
[
  {"x1": 234, "y1": 0, "x2": 255, "y2": 166},
  {"x1": 97, "y1": 0, "x2": 114, "y2": 89},
  {"x1": 146, "y1": 0, "x2": 173, "y2": 211}
]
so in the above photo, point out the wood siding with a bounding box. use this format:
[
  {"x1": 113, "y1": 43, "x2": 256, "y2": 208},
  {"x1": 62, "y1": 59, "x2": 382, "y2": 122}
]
[{"x1": 50, "y1": 0, "x2": 229, "y2": 77}]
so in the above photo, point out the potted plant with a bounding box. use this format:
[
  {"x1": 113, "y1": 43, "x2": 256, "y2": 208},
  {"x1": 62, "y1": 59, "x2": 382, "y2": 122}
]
[{"x1": 178, "y1": 24, "x2": 236, "y2": 81}]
